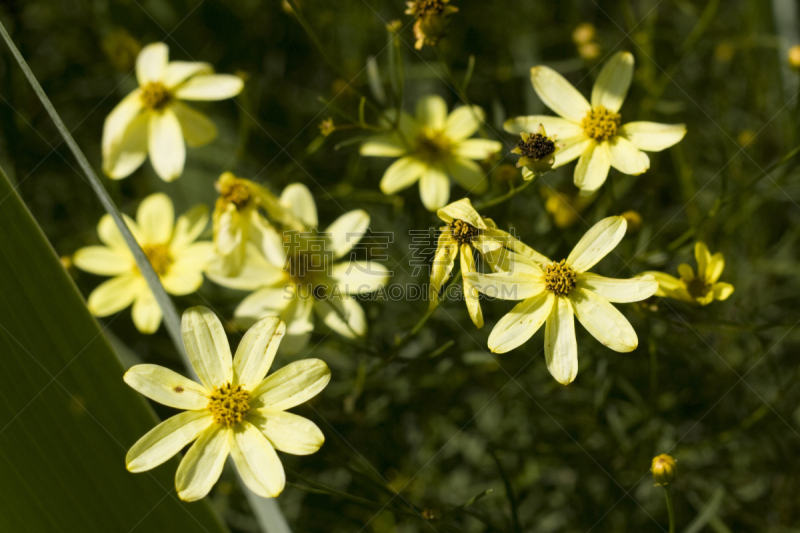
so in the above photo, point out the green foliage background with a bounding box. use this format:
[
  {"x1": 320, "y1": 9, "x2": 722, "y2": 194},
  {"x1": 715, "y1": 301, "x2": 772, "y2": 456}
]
[{"x1": 1, "y1": 0, "x2": 800, "y2": 531}]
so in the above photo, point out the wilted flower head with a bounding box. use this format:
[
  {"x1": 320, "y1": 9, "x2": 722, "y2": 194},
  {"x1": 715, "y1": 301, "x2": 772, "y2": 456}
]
[
  {"x1": 405, "y1": 0, "x2": 458, "y2": 50},
  {"x1": 511, "y1": 124, "x2": 559, "y2": 179}
]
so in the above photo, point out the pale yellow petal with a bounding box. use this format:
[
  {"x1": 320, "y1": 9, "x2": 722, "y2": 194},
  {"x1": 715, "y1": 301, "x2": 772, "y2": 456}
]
[
  {"x1": 566, "y1": 216, "x2": 627, "y2": 273},
  {"x1": 280, "y1": 183, "x2": 318, "y2": 228},
  {"x1": 444, "y1": 106, "x2": 484, "y2": 141},
  {"x1": 172, "y1": 101, "x2": 218, "y2": 148},
  {"x1": 591, "y1": 51, "x2": 634, "y2": 113},
  {"x1": 570, "y1": 287, "x2": 638, "y2": 352},
  {"x1": 250, "y1": 410, "x2": 324, "y2": 456},
  {"x1": 252, "y1": 358, "x2": 331, "y2": 410},
  {"x1": 573, "y1": 141, "x2": 611, "y2": 194},
  {"x1": 706, "y1": 252, "x2": 725, "y2": 283},
  {"x1": 576, "y1": 273, "x2": 658, "y2": 303},
  {"x1": 102, "y1": 89, "x2": 144, "y2": 163},
  {"x1": 446, "y1": 157, "x2": 487, "y2": 194},
  {"x1": 137, "y1": 192, "x2": 174, "y2": 244},
  {"x1": 171, "y1": 205, "x2": 209, "y2": 251},
  {"x1": 461, "y1": 244, "x2": 484, "y2": 328},
  {"x1": 436, "y1": 197, "x2": 485, "y2": 227},
  {"x1": 416, "y1": 95, "x2": 448, "y2": 129},
  {"x1": 619, "y1": 122, "x2": 686, "y2": 152},
  {"x1": 544, "y1": 296, "x2": 578, "y2": 385},
  {"x1": 419, "y1": 166, "x2": 450, "y2": 211},
  {"x1": 488, "y1": 292, "x2": 555, "y2": 353},
  {"x1": 97, "y1": 214, "x2": 128, "y2": 251},
  {"x1": 641, "y1": 270, "x2": 684, "y2": 297},
  {"x1": 175, "y1": 74, "x2": 244, "y2": 100},
  {"x1": 712, "y1": 282, "x2": 734, "y2": 301},
  {"x1": 333, "y1": 261, "x2": 389, "y2": 294},
  {"x1": 103, "y1": 110, "x2": 149, "y2": 180},
  {"x1": 164, "y1": 61, "x2": 213, "y2": 88},
  {"x1": 136, "y1": 43, "x2": 168, "y2": 85},
  {"x1": 87, "y1": 274, "x2": 143, "y2": 317},
  {"x1": 73, "y1": 246, "x2": 133, "y2": 275},
  {"x1": 453, "y1": 139, "x2": 502, "y2": 160},
  {"x1": 176, "y1": 425, "x2": 231, "y2": 501},
  {"x1": 359, "y1": 135, "x2": 408, "y2": 157},
  {"x1": 429, "y1": 236, "x2": 457, "y2": 304},
  {"x1": 181, "y1": 306, "x2": 233, "y2": 389},
  {"x1": 132, "y1": 289, "x2": 163, "y2": 334},
  {"x1": 503, "y1": 116, "x2": 584, "y2": 138},
  {"x1": 608, "y1": 136, "x2": 650, "y2": 175},
  {"x1": 229, "y1": 421, "x2": 285, "y2": 498},
  {"x1": 465, "y1": 271, "x2": 546, "y2": 301},
  {"x1": 126, "y1": 410, "x2": 213, "y2": 473},
  {"x1": 379, "y1": 156, "x2": 426, "y2": 194},
  {"x1": 530, "y1": 65, "x2": 591, "y2": 123},
  {"x1": 695, "y1": 242, "x2": 711, "y2": 279},
  {"x1": 325, "y1": 209, "x2": 369, "y2": 258},
  {"x1": 124, "y1": 364, "x2": 208, "y2": 410},
  {"x1": 313, "y1": 296, "x2": 367, "y2": 338},
  {"x1": 148, "y1": 109, "x2": 185, "y2": 182},
  {"x1": 233, "y1": 318, "x2": 284, "y2": 390}
]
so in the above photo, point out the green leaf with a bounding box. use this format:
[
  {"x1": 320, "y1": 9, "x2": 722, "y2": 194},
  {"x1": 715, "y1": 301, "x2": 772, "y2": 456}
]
[{"x1": 0, "y1": 168, "x2": 229, "y2": 533}]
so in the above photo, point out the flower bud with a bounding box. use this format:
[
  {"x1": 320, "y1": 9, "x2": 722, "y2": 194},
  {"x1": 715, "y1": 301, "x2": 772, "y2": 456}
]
[
  {"x1": 511, "y1": 125, "x2": 559, "y2": 178},
  {"x1": 789, "y1": 45, "x2": 800, "y2": 71},
  {"x1": 621, "y1": 210, "x2": 642, "y2": 233},
  {"x1": 651, "y1": 454, "x2": 676, "y2": 486}
]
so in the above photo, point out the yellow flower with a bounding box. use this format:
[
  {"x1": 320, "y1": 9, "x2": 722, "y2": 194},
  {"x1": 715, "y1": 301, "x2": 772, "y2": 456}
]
[
  {"x1": 466, "y1": 217, "x2": 658, "y2": 385},
  {"x1": 125, "y1": 306, "x2": 330, "y2": 501},
  {"x1": 643, "y1": 242, "x2": 734, "y2": 306},
  {"x1": 207, "y1": 183, "x2": 390, "y2": 353},
  {"x1": 504, "y1": 52, "x2": 686, "y2": 196},
  {"x1": 73, "y1": 193, "x2": 213, "y2": 334},
  {"x1": 431, "y1": 198, "x2": 549, "y2": 328},
  {"x1": 651, "y1": 454, "x2": 677, "y2": 486},
  {"x1": 510, "y1": 124, "x2": 559, "y2": 179},
  {"x1": 213, "y1": 172, "x2": 290, "y2": 277},
  {"x1": 360, "y1": 95, "x2": 502, "y2": 211},
  {"x1": 102, "y1": 42, "x2": 244, "y2": 182}
]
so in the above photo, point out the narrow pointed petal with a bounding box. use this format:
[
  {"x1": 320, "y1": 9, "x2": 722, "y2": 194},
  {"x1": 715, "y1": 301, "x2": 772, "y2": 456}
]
[
  {"x1": 446, "y1": 157, "x2": 488, "y2": 194},
  {"x1": 359, "y1": 135, "x2": 407, "y2": 157},
  {"x1": 176, "y1": 425, "x2": 231, "y2": 501},
  {"x1": 608, "y1": 137, "x2": 650, "y2": 175},
  {"x1": 163, "y1": 61, "x2": 213, "y2": 88},
  {"x1": 591, "y1": 51, "x2": 634, "y2": 113},
  {"x1": 570, "y1": 288, "x2": 638, "y2": 352},
  {"x1": 461, "y1": 244, "x2": 484, "y2": 328},
  {"x1": 73, "y1": 246, "x2": 133, "y2": 276},
  {"x1": 230, "y1": 421, "x2": 285, "y2": 498},
  {"x1": 444, "y1": 105, "x2": 484, "y2": 141},
  {"x1": 706, "y1": 253, "x2": 725, "y2": 283},
  {"x1": 136, "y1": 43, "x2": 168, "y2": 85},
  {"x1": 573, "y1": 141, "x2": 611, "y2": 194},
  {"x1": 544, "y1": 297, "x2": 578, "y2": 385},
  {"x1": 566, "y1": 216, "x2": 627, "y2": 273},
  {"x1": 103, "y1": 111, "x2": 149, "y2": 180},
  {"x1": 488, "y1": 292, "x2": 555, "y2": 353},
  {"x1": 333, "y1": 261, "x2": 389, "y2": 294},
  {"x1": 641, "y1": 270, "x2": 684, "y2": 297},
  {"x1": 465, "y1": 271, "x2": 545, "y2": 301},
  {"x1": 181, "y1": 306, "x2": 233, "y2": 389},
  {"x1": 712, "y1": 282, "x2": 734, "y2": 300},
  {"x1": 124, "y1": 364, "x2": 208, "y2": 410},
  {"x1": 87, "y1": 274, "x2": 144, "y2": 317},
  {"x1": 695, "y1": 242, "x2": 711, "y2": 280},
  {"x1": 97, "y1": 213, "x2": 128, "y2": 250},
  {"x1": 102, "y1": 89, "x2": 144, "y2": 163},
  {"x1": 132, "y1": 290, "x2": 163, "y2": 334},
  {"x1": 171, "y1": 205, "x2": 209, "y2": 251},
  {"x1": 530, "y1": 66, "x2": 591, "y2": 123},
  {"x1": 313, "y1": 296, "x2": 367, "y2": 338},
  {"x1": 148, "y1": 109, "x2": 185, "y2": 182},
  {"x1": 553, "y1": 136, "x2": 592, "y2": 168},
  {"x1": 251, "y1": 410, "x2": 324, "y2": 456},
  {"x1": 619, "y1": 122, "x2": 686, "y2": 151},
  {"x1": 453, "y1": 139, "x2": 502, "y2": 160},
  {"x1": 436, "y1": 198, "x2": 485, "y2": 227},
  {"x1": 576, "y1": 273, "x2": 658, "y2": 303},
  {"x1": 126, "y1": 411, "x2": 213, "y2": 473},
  {"x1": 251, "y1": 358, "x2": 331, "y2": 411},
  {"x1": 429, "y1": 236, "x2": 458, "y2": 304}
]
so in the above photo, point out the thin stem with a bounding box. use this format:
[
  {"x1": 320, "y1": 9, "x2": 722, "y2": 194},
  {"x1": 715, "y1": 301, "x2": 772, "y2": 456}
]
[
  {"x1": 474, "y1": 179, "x2": 534, "y2": 210},
  {"x1": 0, "y1": 20, "x2": 194, "y2": 374},
  {"x1": 663, "y1": 486, "x2": 676, "y2": 533}
]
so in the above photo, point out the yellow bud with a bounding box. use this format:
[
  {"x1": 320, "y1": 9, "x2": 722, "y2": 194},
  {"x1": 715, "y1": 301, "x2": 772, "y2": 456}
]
[
  {"x1": 621, "y1": 210, "x2": 642, "y2": 232},
  {"x1": 572, "y1": 23, "x2": 596, "y2": 45},
  {"x1": 318, "y1": 118, "x2": 335, "y2": 137},
  {"x1": 578, "y1": 42, "x2": 602, "y2": 61},
  {"x1": 790, "y1": 45, "x2": 800, "y2": 71},
  {"x1": 651, "y1": 454, "x2": 677, "y2": 486}
]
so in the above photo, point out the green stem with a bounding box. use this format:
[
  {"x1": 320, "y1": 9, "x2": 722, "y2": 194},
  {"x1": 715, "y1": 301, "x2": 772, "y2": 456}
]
[
  {"x1": 0, "y1": 20, "x2": 194, "y2": 374},
  {"x1": 474, "y1": 179, "x2": 534, "y2": 210},
  {"x1": 663, "y1": 486, "x2": 676, "y2": 533}
]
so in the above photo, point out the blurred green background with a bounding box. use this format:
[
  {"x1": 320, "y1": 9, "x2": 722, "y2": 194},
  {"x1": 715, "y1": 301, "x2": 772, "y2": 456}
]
[{"x1": 2, "y1": 0, "x2": 800, "y2": 531}]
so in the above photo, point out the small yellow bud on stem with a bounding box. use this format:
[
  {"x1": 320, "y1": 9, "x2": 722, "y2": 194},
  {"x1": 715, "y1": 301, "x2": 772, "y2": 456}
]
[{"x1": 651, "y1": 454, "x2": 677, "y2": 533}]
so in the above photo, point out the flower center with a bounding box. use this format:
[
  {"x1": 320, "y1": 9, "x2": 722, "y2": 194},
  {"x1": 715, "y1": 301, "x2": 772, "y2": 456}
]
[
  {"x1": 407, "y1": 0, "x2": 446, "y2": 16},
  {"x1": 208, "y1": 383, "x2": 251, "y2": 426},
  {"x1": 449, "y1": 219, "x2": 479, "y2": 244},
  {"x1": 544, "y1": 260, "x2": 577, "y2": 296},
  {"x1": 686, "y1": 277, "x2": 711, "y2": 299},
  {"x1": 219, "y1": 180, "x2": 252, "y2": 210},
  {"x1": 143, "y1": 244, "x2": 172, "y2": 275},
  {"x1": 581, "y1": 106, "x2": 621, "y2": 141},
  {"x1": 517, "y1": 132, "x2": 556, "y2": 160},
  {"x1": 415, "y1": 129, "x2": 451, "y2": 163},
  {"x1": 140, "y1": 82, "x2": 172, "y2": 110}
]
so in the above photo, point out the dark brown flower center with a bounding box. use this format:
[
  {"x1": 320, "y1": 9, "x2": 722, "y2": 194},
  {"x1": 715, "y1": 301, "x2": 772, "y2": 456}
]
[
  {"x1": 581, "y1": 106, "x2": 621, "y2": 141},
  {"x1": 544, "y1": 260, "x2": 577, "y2": 296},
  {"x1": 449, "y1": 219, "x2": 479, "y2": 244},
  {"x1": 517, "y1": 133, "x2": 556, "y2": 160},
  {"x1": 686, "y1": 277, "x2": 711, "y2": 299},
  {"x1": 407, "y1": 0, "x2": 446, "y2": 16}
]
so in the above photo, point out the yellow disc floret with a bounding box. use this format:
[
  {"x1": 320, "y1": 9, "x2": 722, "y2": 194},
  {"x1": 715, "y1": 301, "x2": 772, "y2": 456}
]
[
  {"x1": 415, "y1": 129, "x2": 452, "y2": 163},
  {"x1": 208, "y1": 383, "x2": 251, "y2": 426},
  {"x1": 140, "y1": 82, "x2": 172, "y2": 110},
  {"x1": 219, "y1": 178, "x2": 252, "y2": 210},
  {"x1": 581, "y1": 105, "x2": 621, "y2": 141},
  {"x1": 143, "y1": 244, "x2": 173, "y2": 275},
  {"x1": 544, "y1": 259, "x2": 577, "y2": 296}
]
